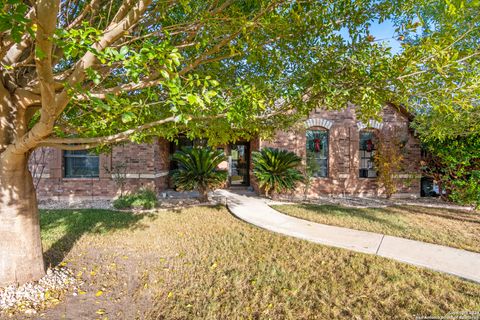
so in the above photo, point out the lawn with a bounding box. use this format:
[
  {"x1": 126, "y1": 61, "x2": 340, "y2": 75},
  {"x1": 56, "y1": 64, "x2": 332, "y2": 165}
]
[
  {"x1": 272, "y1": 204, "x2": 480, "y2": 253},
  {"x1": 34, "y1": 206, "x2": 480, "y2": 319}
]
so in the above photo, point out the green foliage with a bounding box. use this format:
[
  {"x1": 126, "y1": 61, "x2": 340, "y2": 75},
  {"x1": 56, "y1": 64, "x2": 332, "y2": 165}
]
[
  {"x1": 422, "y1": 134, "x2": 480, "y2": 208},
  {"x1": 373, "y1": 131, "x2": 405, "y2": 199},
  {"x1": 0, "y1": 0, "x2": 31, "y2": 43},
  {"x1": 113, "y1": 189, "x2": 158, "y2": 210},
  {"x1": 252, "y1": 148, "x2": 303, "y2": 197},
  {"x1": 171, "y1": 147, "x2": 227, "y2": 202}
]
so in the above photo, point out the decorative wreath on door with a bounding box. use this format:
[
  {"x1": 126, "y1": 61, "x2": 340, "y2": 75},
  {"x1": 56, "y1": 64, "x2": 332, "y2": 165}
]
[
  {"x1": 366, "y1": 139, "x2": 374, "y2": 152},
  {"x1": 313, "y1": 138, "x2": 321, "y2": 152}
]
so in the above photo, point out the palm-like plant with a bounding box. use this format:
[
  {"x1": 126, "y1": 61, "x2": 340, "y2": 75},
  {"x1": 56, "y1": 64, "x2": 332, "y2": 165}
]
[
  {"x1": 171, "y1": 147, "x2": 227, "y2": 202},
  {"x1": 252, "y1": 148, "x2": 303, "y2": 198}
]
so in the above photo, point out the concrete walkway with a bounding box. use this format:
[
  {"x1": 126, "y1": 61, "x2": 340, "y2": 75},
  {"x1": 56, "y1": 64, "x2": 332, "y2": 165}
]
[{"x1": 216, "y1": 190, "x2": 480, "y2": 283}]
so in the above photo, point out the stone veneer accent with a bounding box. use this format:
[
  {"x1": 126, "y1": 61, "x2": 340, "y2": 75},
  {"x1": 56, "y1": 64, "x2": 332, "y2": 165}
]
[
  {"x1": 356, "y1": 119, "x2": 384, "y2": 131},
  {"x1": 304, "y1": 118, "x2": 333, "y2": 129}
]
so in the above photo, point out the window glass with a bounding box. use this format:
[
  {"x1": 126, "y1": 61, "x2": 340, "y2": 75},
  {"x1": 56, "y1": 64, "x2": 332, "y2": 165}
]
[
  {"x1": 306, "y1": 129, "x2": 328, "y2": 177},
  {"x1": 169, "y1": 137, "x2": 208, "y2": 170},
  {"x1": 64, "y1": 150, "x2": 99, "y2": 178},
  {"x1": 359, "y1": 131, "x2": 377, "y2": 178}
]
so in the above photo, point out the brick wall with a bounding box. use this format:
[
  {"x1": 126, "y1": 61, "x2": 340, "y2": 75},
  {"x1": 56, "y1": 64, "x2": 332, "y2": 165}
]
[
  {"x1": 256, "y1": 105, "x2": 421, "y2": 198},
  {"x1": 32, "y1": 105, "x2": 421, "y2": 199},
  {"x1": 32, "y1": 139, "x2": 169, "y2": 199}
]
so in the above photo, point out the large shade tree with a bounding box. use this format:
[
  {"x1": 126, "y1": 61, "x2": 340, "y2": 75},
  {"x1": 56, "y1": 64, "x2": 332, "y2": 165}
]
[
  {"x1": 0, "y1": 0, "x2": 479, "y2": 286},
  {"x1": 0, "y1": 0, "x2": 396, "y2": 286}
]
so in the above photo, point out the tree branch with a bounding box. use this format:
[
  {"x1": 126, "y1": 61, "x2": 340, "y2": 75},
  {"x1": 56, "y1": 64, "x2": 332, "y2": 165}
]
[
  {"x1": 54, "y1": 0, "x2": 153, "y2": 116},
  {"x1": 42, "y1": 115, "x2": 178, "y2": 146}
]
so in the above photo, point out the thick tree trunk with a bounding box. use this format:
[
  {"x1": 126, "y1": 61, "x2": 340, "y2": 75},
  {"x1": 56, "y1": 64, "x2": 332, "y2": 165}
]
[{"x1": 0, "y1": 153, "x2": 45, "y2": 286}]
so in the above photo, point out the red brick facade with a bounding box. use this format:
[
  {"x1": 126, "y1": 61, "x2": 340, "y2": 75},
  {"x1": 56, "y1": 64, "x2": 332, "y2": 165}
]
[
  {"x1": 33, "y1": 139, "x2": 171, "y2": 199},
  {"x1": 32, "y1": 105, "x2": 421, "y2": 199},
  {"x1": 256, "y1": 105, "x2": 421, "y2": 198}
]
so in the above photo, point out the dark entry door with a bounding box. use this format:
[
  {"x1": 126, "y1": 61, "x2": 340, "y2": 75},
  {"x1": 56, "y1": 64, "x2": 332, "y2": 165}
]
[{"x1": 229, "y1": 143, "x2": 250, "y2": 186}]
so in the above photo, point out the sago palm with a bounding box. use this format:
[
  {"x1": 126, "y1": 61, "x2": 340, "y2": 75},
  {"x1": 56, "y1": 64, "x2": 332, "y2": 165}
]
[
  {"x1": 171, "y1": 147, "x2": 227, "y2": 202},
  {"x1": 252, "y1": 148, "x2": 303, "y2": 197}
]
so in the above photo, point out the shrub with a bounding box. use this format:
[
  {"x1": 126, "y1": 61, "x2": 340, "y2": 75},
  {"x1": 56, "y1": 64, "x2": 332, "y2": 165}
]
[
  {"x1": 113, "y1": 188, "x2": 157, "y2": 210},
  {"x1": 422, "y1": 134, "x2": 480, "y2": 208},
  {"x1": 171, "y1": 147, "x2": 227, "y2": 202},
  {"x1": 373, "y1": 131, "x2": 405, "y2": 199},
  {"x1": 252, "y1": 147, "x2": 303, "y2": 198}
]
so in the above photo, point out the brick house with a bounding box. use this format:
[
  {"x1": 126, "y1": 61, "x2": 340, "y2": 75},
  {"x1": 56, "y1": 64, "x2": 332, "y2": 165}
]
[{"x1": 32, "y1": 104, "x2": 422, "y2": 200}]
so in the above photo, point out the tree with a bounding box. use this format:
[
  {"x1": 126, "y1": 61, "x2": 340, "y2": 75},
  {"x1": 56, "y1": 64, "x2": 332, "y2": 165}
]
[
  {"x1": 1, "y1": 0, "x2": 415, "y2": 285},
  {"x1": 421, "y1": 134, "x2": 480, "y2": 208},
  {"x1": 1, "y1": 0, "x2": 478, "y2": 286},
  {"x1": 171, "y1": 147, "x2": 227, "y2": 202}
]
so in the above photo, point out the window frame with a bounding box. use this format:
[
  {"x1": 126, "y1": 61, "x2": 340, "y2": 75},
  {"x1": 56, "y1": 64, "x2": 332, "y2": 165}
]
[
  {"x1": 306, "y1": 127, "x2": 329, "y2": 178},
  {"x1": 63, "y1": 150, "x2": 100, "y2": 178},
  {"x1": 358, "y1": 130, "x2": 378, "y2": 178}
]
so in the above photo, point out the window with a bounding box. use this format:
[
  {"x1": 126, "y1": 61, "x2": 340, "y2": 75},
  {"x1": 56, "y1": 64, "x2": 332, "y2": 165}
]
[
  {"x1": 169, "y1": 137, "x2": 208, "y2": 170},
  {"x1": 306, "y1": 129, "x2": 328, "y2": 177},
  {"x1": 359, "y1": 131, "x2": 377, "y2": 178},
  {"x1": 64, "y1": 150, "x2": 99, "y2": 178}
]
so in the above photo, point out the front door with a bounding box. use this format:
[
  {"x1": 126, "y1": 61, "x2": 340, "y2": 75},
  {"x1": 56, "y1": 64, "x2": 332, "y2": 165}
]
[{"x1": 229, "y1": 142, "x2": 250, "y2": 186}]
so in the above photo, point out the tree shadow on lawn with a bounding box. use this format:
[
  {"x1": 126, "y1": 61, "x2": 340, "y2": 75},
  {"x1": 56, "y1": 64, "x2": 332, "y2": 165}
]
[{"x1": 40, "y1": 209, "x2": 155, "y2": 267}]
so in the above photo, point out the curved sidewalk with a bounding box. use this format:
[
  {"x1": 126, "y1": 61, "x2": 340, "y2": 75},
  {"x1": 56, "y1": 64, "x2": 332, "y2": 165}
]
[{"x1": 216, "y1": 190, "x2": 480, "y2": 283}]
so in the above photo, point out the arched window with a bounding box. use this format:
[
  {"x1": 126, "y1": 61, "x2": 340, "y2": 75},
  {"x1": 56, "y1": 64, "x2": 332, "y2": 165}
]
[
  {"x1": 359, "y1": 130, "x2": 377, "y2": 178},
  {"x1": 306, "y1": 128, "x2": 328, "y2": 177}
]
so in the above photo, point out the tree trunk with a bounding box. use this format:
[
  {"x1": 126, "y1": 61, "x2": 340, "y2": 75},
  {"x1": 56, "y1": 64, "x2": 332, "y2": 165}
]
[
  {"x1": 198, "y1": 187, "x2": 209, "y2": 203},
  {"x1": 0, "y1": 153, "x2": 45, "y2": 286}
]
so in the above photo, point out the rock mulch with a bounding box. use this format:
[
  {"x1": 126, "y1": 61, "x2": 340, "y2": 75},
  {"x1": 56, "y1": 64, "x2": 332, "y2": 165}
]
[
  {"x1": 268, "y1": 195, "x2": 476, "y2": 211},
  {"x1": 38, "y1": 190, "x2": 475, "y2": 212},
  {"x1": 0, "y1": 267, "x2": 79, "y2": 316},
  {"x1": 38, "y1": 190, "x2": 226, "y2": 211},
  {"x1": 39, "y1": 198, "x2": 113, "y2": 210}
]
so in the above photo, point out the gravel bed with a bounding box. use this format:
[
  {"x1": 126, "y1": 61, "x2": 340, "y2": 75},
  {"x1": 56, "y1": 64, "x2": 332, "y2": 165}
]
[
  {"x1": 39, "y1": 199, "x2": 113, "y2": 210},
  {"x1": 269, "y1": 195, "x2": 476, "y2": 211},
  {"x1": 0, "y1": 267, "x2": 78, "y2": 315},
  {"x1": 38, "y1": 190, "x2": 228, "y2": 211},
  {"x1": 38, "y1": 191, "x2": 475, "y2": 212}
]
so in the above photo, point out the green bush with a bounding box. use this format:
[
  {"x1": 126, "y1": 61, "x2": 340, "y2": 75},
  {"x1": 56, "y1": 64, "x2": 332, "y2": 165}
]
[
  {"x1": 252, "y1": 147, "x2": 303, "y2": 197},
  {"x1": 171, "y1": 147, "x2": 227, "y2": 202},
  {"x1": 113, "y1": 188, "x2": 157, "y2": 210}
]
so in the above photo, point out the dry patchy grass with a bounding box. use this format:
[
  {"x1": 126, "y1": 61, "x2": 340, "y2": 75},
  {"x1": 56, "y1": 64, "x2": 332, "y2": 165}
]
[
  {"x1": 30, "y1": 206, "x2": 480, "y2": 319},
  {"x1": 273, "y1": 204, "x2": 480, "y2": 253}
]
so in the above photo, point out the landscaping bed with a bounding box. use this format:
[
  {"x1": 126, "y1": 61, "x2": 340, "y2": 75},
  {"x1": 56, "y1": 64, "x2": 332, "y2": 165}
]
[{"x1": 6, "y1": 206, "x2": 479, "y2": 319}]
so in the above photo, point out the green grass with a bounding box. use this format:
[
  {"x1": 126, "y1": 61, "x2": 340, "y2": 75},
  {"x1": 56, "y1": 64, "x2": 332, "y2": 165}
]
[
  {"x1": 272, "y1": 204, "x2": 480, "y2": 253},
  {"x1": 38, "y1": 206, "x2": 480, "y2": 319}
]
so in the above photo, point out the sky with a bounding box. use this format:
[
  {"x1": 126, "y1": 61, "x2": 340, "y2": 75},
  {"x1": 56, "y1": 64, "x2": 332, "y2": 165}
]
[
  {"x1": 339, "y1": 19, "x2": 403, "y2": 55},
  {"x1": 369, "y1": 20, "x2": 402, "y2": 54}
]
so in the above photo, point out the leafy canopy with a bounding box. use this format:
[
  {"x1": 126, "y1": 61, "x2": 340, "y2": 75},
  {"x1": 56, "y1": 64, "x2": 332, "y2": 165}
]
[{"x1": 0, "y1": 0, "x2": 478, "y2": 152}]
